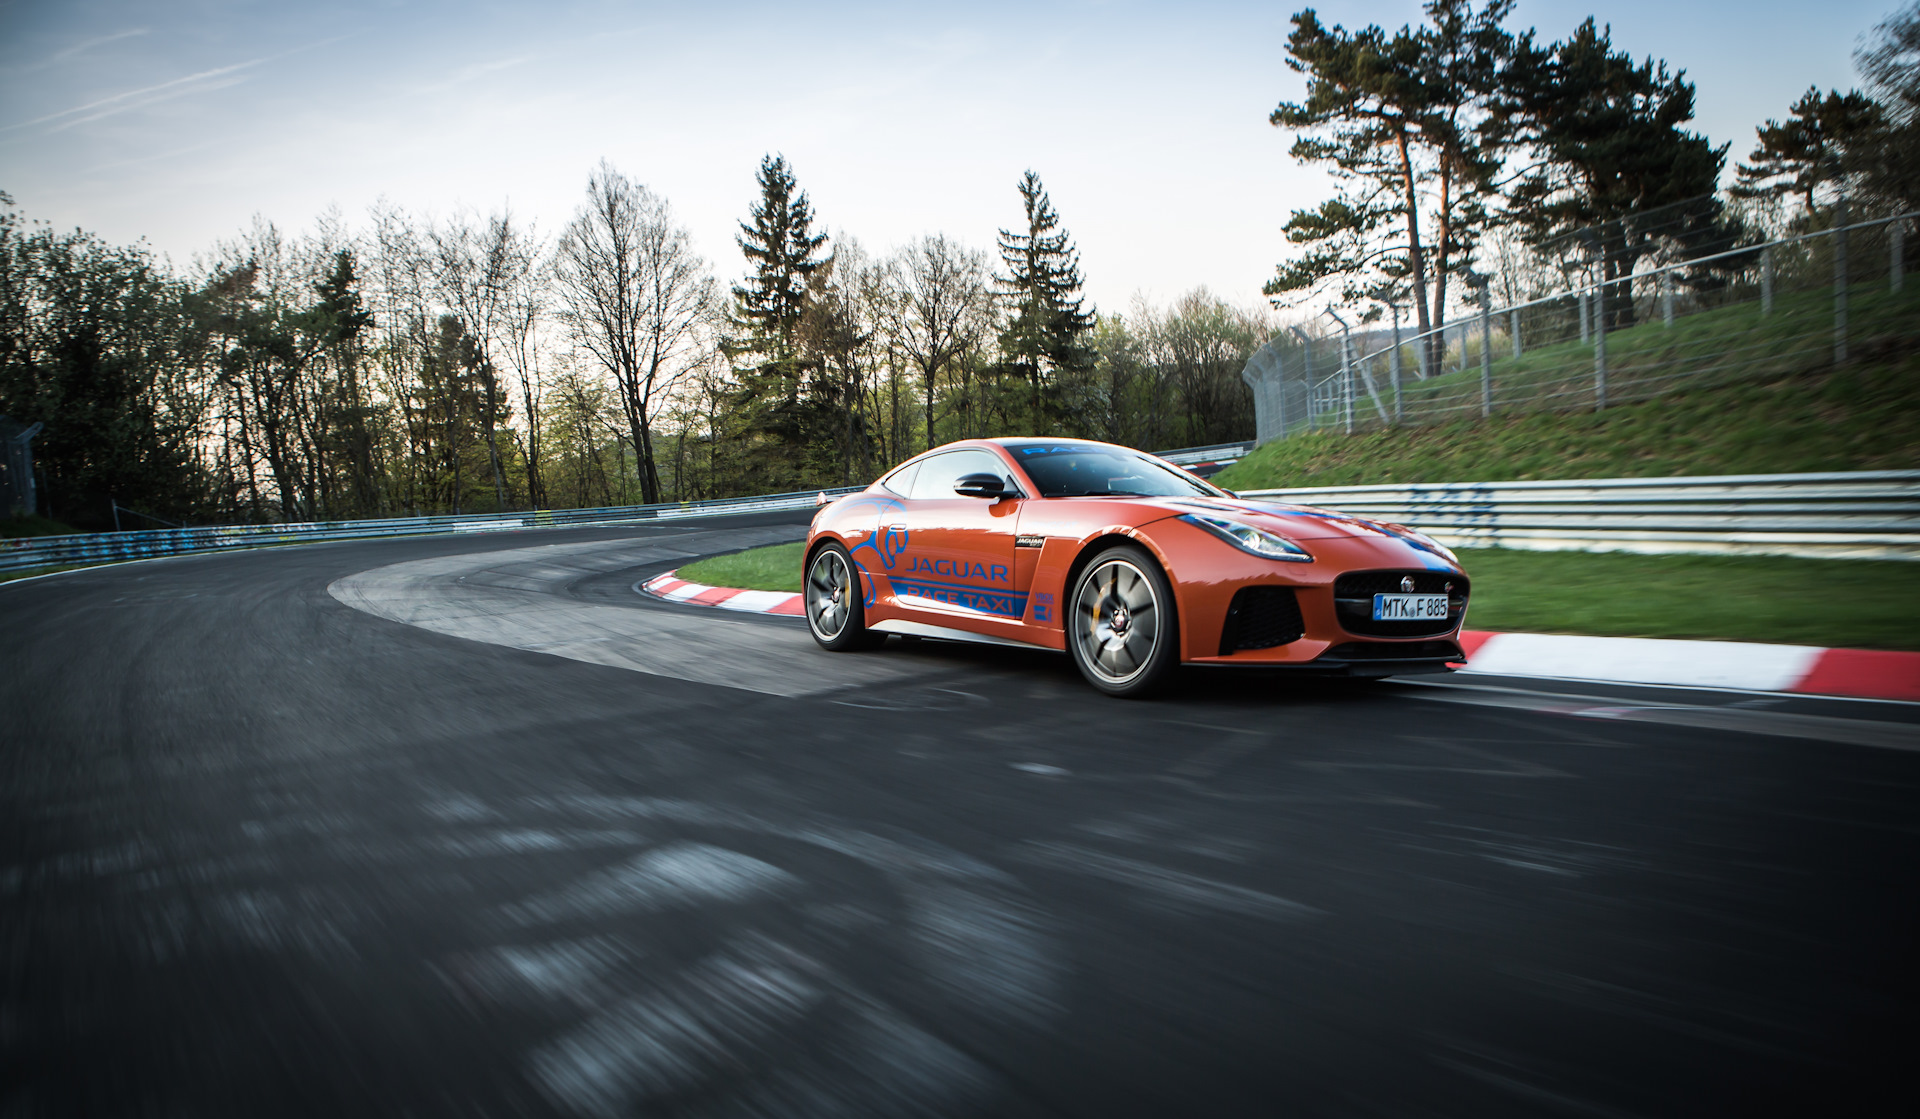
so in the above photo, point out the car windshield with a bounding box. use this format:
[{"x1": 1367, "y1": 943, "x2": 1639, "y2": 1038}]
[{"x1": 1010, "y1": 445, "x2": 1221, "y2": 499}]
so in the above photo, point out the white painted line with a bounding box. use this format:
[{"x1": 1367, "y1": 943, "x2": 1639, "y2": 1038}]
[
  {"x1": 1462, "y1": 632, "x2": 1824, "y2": 692},
  {"x1": 714, "y1": 590, "x2": 797, "y2": 613}
]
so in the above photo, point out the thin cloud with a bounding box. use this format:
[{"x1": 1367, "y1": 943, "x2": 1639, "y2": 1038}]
[
  {"x1": 416, "y1": 54, "x2": 534, "y2": 95},
  {"x1": 40, "y1": 28, "x2": 151, "y2": 69},
  {"x1": 1, "y1": 27, "x2": 151, "y2": 76},
  {"x1": 2, "y1": 59, "x2": 266, "y2": 133},
  {"x1": 1, "y1": 31, "x2": 356, "y2": 135}
]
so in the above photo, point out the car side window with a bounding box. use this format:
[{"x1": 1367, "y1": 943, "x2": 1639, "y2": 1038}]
[
  {"x1": 907, "y1": 450, "x2": 1015, "y2": 500},
  {"x1": 878, "y1": 461, "x2": 919, "y2": 497}
]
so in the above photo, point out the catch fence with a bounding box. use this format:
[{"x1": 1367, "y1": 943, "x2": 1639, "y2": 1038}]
[{"x1": 1242, "y1": 207, "x2": 1918, "y2": 440}]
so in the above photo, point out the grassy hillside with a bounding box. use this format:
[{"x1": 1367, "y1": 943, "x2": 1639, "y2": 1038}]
[{"x1": 1217, "y1": 282, "x2": 1920, "y2": 490}]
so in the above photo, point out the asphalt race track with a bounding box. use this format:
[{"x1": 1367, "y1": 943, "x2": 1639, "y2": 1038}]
[{"x1": 4, "y1": 512, "x2": 1917, "y2": 1117}]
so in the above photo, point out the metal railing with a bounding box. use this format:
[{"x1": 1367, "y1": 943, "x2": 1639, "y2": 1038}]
[
  {"x1": 1, "y1": 439, "x2": 1242, "y2": 576},
  {"x1": 1239, "y1": 471, "x2": 1920, "y2": 560},
  {"x1": 0, "y1": 487, "x2": 864, "y2": 576},
  {"x1": 14, "y1": 463, "x2": 1914, "y2": 578}
]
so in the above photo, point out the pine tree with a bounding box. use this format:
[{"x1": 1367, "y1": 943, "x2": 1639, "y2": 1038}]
[
  {"x1": 1267, "y1": 2, "x2": 1514, "y2": 376},
  {"x1": 995, "y1": 171, "x2": 1093, "y2": 430},
  {"x1": 1735, "y1": 88, "x2": 1885, "y2": 215},
  {"x1": 1503, "y1": 20, "x2": 1731, "y2": 326},
  {"x1": 729, "y1": 154, "x2": 828, "y2": 409}
]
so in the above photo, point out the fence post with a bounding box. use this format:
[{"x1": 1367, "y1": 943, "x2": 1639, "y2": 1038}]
[
  {"x1": 1661, "y1": 270, "x2": 1675, "y2": 328},
  {"x1": 1578, "y1": 289, "x2": 1590, "y2": 343},
  {"x1": 1472, "y1": 275, "x2": 1494, "y2": 418},
  {"x1": 1292, "y1": 327, "x2": 1316, "y2": 431},
  {"x1": 1509, "y1": 309, "x2": 1522, "y2": 360},
  {"x1": 1894, "y1": 218, "x2": 1906, "y2": 295},
  {"x1": 1834, "y1": 195, "x2": 1849, "y2": 365},
  {"x1": 1341, "y1": 332, "x2": 1353, "y2": 435},
  {"x1": 1761, "y1": 245, "x2": 1775, "y2": 316},
  {"x1": 1594, "y1": 277, "x2": 1608, "y2": 410},
  {"x1": 1389, "y1": 303, "x2": 1403, "y2": 425}
]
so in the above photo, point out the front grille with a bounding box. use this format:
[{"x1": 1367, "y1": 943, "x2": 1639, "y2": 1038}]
[
  {"x1": 1333, "y1": 570, "x2": 1470, "y2": 638},
  {"x1": 1218, "y1": 586, "x2": 1305, "y2": 654}
]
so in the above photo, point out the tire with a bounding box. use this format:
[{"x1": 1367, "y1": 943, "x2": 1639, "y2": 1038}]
[
  {"x1": 805, "y1": 542, "x2": 885, "y2": 651},
  {"x1": 1066, "y1": 544, "x2": 1180, "y2": 698}
]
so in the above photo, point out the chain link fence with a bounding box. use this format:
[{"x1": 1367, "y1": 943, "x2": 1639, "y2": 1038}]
[{"x1": 1243, "y1": 204, "x2": 1917, "y2": 440}]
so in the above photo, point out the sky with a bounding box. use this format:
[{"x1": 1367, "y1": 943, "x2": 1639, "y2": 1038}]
[{"x1": 0, "y1": 0, "x2": 1902, "y2": 314}]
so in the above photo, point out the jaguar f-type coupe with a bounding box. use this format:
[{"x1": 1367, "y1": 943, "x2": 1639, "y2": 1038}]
[{"x1": 803, "y1": 438, "x2": 1471, "y2": 696}]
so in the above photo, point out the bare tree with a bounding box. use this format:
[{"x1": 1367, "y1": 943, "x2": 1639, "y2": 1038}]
[
  {"x1": 879, "y1": 234, "x2": 992, "y2": 453},
  {"x1": 430, "y1": 209, "x2": 523, "y2": 510},
  {"x1": 552, "y1": 162, "x2": 714, "y2": 504}
]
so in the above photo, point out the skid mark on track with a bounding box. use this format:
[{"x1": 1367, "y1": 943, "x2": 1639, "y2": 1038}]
[{"x1": 1011, "y1": 840, "x2": 1322, "y2": 921}]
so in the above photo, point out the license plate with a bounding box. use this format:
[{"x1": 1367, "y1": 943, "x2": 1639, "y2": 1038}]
[{"x1": 1373, "y1": 593, "x2": 1448, "y2": 621}]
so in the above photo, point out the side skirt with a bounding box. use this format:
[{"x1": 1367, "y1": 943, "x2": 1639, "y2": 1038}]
[{"x1": 869, "y1": 618, "x2": 1059, "y2": 651}]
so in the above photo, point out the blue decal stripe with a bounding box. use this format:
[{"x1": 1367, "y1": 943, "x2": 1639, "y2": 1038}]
[{"x1": 890, "y1": 578, "x2": 1030, "y2": 618}]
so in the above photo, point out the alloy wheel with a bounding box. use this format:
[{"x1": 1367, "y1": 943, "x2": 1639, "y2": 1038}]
[
  {"x1": 807, "y1": 549, "x2": 852, "y2": 639},
  {"x1": 1073, "y1": 558, "x2": 1160, "y2": 684}
]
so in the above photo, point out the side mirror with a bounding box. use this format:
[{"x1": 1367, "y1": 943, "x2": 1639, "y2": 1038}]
[{"x1": 953, "y1": 473, "x2": 1011, "y2": 499}]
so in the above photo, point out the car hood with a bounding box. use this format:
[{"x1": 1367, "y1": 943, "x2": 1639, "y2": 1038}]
[{"x1": 1140, "y1": 495, "x2": 1421, "y2": 542}]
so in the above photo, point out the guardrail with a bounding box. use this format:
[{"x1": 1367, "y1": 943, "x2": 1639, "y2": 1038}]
[
  {"x1": 15, "y1": 466, "x2": 1913, "y2": 577},
  {"x1": 0, "y1": 487, "x2": 865, "y2": 575},
  {"x1": 1239, "y1": 471, "x2": 1920, "y2": 561}
]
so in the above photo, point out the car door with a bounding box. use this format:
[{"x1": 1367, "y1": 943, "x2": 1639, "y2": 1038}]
[{"x1": 892, "y1": 449, "x2": 1026, "y2": 624}]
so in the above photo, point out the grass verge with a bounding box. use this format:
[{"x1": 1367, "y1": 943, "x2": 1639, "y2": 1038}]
[
  {"x1": 675, "y1": 541, "x2": 806, "y2": 592},
  {"x1": 0, "y1": 563, "x2": 97, "y2": 584},
  {"x1": 670, "y1": 541, "x2": 1919, "y2": 650}
]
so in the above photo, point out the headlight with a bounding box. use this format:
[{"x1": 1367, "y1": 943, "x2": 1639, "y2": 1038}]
[{"x1": 1179, "y1": 513, "x2": 1313, "y2": 563}]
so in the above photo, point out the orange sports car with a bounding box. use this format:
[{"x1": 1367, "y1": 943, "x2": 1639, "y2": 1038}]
[{"x1": 802, "y1": 438, "x2": 1471, "y2": 697}]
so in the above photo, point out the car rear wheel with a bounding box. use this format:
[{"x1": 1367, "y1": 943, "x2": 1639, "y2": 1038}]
[
  {"x1": 806, "y1": 543, "x2": 885, "y2": 651},
  {"x1": 1068, "y1": 544, "x2": 1179, "y2": 698}
]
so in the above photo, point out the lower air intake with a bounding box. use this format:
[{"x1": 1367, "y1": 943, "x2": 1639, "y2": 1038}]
[{"x1": 1218, "y1": 586, "x2": 1305, "y2": 654}]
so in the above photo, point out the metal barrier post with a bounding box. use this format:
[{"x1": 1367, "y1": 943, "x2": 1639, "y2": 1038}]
[
  {"x1": 1469, "y1": 273, "x2": 1493, "y2": 418},
  {"x1": 1389, "y1": 303, "x2": 1403, "y2": 424},
  {"x1": 1762, "y1": 245, "x2": 1774, "y2": 316},
  {"x1": 1894, "y1": 218, "x2": 1905, "y2": 295},
  {"x1": 1594, "y1": 278, "x2": 1609, "y2": 410},
  {"x1": 1578, "y1": 290, "x2": 1590, "y2": 343},
  {"x1": 1290, "y1": 327, "x2": 1315, "y2": 432},
  {"x1": 1662, "y1": 270, "x2": 1675, "y2": 328},
  {"x1": 1835, "y1": 196, "x2": 1850, "y2": 365},
  {"x1": 1509, "y1": 309, "x2": 1522, "y2": 360}
]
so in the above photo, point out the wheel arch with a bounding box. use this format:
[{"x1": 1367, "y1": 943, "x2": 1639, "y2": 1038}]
[{"x1": 1061, "y1": 528, "x2": 1188, "y2": 660}]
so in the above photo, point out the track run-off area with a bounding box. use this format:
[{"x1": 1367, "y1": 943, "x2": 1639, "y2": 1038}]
[{"x1": 4, "y1": 510, "x2": 1917, "y2": 1116}]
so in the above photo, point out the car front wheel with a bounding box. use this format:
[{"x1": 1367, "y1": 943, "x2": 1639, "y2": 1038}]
[
  {"x1": 805, "y1": 542, "x2": 885, "y2": 651},
  {"x1": 1067, "y1": 544, "x2": 1180, "y2": 697}
]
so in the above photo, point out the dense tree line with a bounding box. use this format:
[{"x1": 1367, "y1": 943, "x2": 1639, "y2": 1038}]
[
  {"x1": 1267, "y1": 1, "x2": 1920, "y2": 347},
  {"x1": 7, "y1": 4, "x2": 1914, "y2": 531},
  {"x1": 0, "y1": 165, "x2": 1267, "y2": 530}
]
